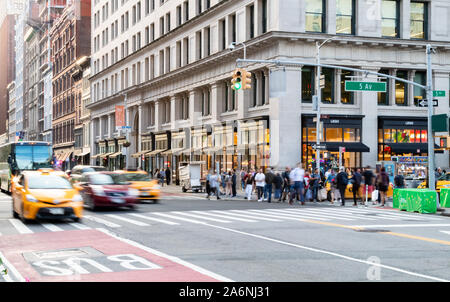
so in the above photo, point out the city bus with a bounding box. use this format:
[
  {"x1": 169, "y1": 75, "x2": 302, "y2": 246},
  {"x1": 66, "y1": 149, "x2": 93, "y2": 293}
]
[{"x1": 0, "y1": 141, "x2": 53, "y2": 193}]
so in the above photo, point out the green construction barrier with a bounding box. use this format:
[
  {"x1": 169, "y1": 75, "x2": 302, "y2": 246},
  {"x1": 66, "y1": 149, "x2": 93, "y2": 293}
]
[
  {"x1": 393, "y1": 189, "x2": 437, "y2": 214},
  {"x1": 440, "y1": 188, "x2": 450, "y2": 208}
]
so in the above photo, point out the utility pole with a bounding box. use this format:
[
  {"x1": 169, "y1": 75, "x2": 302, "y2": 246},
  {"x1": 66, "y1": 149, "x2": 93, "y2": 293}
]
[{"x1": 426, "y1": 44, "x2": 435, "y2": 192}]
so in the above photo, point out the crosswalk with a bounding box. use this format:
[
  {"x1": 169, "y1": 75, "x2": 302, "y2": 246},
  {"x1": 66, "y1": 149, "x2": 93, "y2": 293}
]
[{"x1": 0, "y1": 207, "x2": 446, "y2": 236}]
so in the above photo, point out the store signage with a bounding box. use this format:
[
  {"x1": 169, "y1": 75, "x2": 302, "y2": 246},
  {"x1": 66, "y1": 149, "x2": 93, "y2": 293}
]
[
  {"x1": 405, "y1": 121, "x2": 414, "y2": 126},
  {"x1": 396, "y1": 156, "x2": 428, "y2": 164},
  {"x1": 115, "y1": 105, "x2": 125, "y2": 130},
  {"x1": 330, "y1": 119, "x2": 340, "y2": 124},
  {"x1": 312, "y1": 144, "x2": 326, "y2": 150},
  {"x1": 419, "y1": 99, "x2": 438, "y2": 107},
  {"x1": 345, "y1": 81, "x2": 386, "y2": 92}
]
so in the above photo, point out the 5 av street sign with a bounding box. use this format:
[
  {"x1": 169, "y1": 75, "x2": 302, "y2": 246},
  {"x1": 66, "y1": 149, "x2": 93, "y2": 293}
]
[
  {"x1": 345, "y1": 81, "x2": 386, "y2": 92},
  {"x1": 433, "y1": 90, "x2": 446, "y2": 97}
]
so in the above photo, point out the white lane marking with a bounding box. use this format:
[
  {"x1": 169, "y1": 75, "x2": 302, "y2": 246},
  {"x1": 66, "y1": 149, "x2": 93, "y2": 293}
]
[
  {"x1": 171, "y1": 211, "x2": 232, "y2": 223},
  {"x1": 83, "y1": 215, "x2": 121, "y2": 228},
  {"x1": 352, "y1": 224, "x2": 450, "y2": 228},
  {"x1": 271, "y1": 209, "x2": 355, "y2": 221},
  {"x1": 336, "y1": 209, "x2": 408, "y2": 221},
  {"x1": 256, "y1": 209, "x2": 334, "y2": 221},
  {"x1": 41, "y1": 223, "x2": 64, "y2": 232},
  {"x1": 69, "y1": 222, "x2": 91, "y2": 230},
  {"x1": 345, "y1": 208, "x2": 441, "y2": 221},
  {"x1": 97, "y1": 228, "x2": 233, "y2": 282},
  {"x1": 439, "y1": 230, "x2": 450, "y2": 235},
  {"x1": 0, "y1": 251, "x2": 25, "y2": 282},
  {"x1": 152, "y1": 212, "x2": 206, "y2": 224},
  {"x1": 129, "y1": 213, "x2": 180, "y2": 225},
  {"x1": 292, "y1": 208, "x2": 378, "y2": 221},
  {"x1": 212, "y1": 210, "x2": 282, "y2": 222},
  {"x1": 191, "y1": 223, "x2": 449, "y2": 282},
  {"x1": 192, "y1": 211, "x2": 257, "y2": 222},
  {"x1": 233, "y1": 210, "x2": 308, "y2": 222},
  {"x1": 105, "y1": 214, "x2": 150, "y2": 226},
  {"x1": 162, "y1": 195, "x2": 206, "y2": 200},
  {"x1": 8, "y1": 219, "x2": 33, "y2": 234}
]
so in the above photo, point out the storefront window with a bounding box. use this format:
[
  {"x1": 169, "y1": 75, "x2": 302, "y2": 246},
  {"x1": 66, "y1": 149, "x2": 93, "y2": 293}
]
[
  {"x1": 395, "y1": 71, "x2": 408, "y2": 105},
  {"x1": 307, "y1": 128, "x2": 316, "y2": 142},
  {"x1": 322, "y1": 68, "x2": 334, "y2": 104},
  {"x1": 341, "y1": 70, "x2": 353, "y2": 104},
  {"x1": 325, "y1": 128, "x2": 342, "y2": 142},
  {"x1": 302, "y1": 66, "x2": 314, "y2": 102},
  {"x1": 343, "y1": 128, "x2": 359, "y2": 142}
]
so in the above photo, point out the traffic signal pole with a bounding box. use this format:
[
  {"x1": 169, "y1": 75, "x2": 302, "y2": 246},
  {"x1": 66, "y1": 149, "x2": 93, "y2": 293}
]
[
  {"x1": 315, "y1": 42, "x2": 322, "y2": 172},
  {"x1": 426, "y1": 44, "x2": 436, "y2": 192}
]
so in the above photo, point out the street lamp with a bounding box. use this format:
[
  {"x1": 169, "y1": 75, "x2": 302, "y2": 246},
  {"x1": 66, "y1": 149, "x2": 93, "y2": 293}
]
[
  {"x1": 229, "y1": 42, "x2": 247, "y2": 60},
  {"x1": 315, "y1": 37, "x2": 338, "y2": 172}
]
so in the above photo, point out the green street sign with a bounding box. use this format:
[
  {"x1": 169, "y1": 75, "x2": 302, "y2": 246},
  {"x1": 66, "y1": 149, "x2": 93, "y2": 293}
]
[
  {"x1": 433, "y1": 90, "x2": 446, "y2": 97},
  {"x1": 345, "y1": 81, "x2": 386, "y2": 92}
]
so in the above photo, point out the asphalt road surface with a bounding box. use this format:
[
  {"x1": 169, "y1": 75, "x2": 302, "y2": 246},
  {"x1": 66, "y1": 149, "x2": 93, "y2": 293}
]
[{"x1": 1, "y1": 190, "x2": 450, "y2": 282}]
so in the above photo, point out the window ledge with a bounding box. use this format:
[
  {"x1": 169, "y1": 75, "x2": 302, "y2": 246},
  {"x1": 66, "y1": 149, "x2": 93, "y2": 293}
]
[
  {"x1": 248, "y1": 105, "x2": 270, "y2": 112},
  {"x1": 220, "y1": 111, "x2": 237, "y2": 117}
]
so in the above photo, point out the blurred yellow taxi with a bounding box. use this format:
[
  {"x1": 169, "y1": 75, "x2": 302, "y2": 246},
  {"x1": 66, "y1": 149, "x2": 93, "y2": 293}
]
[
  {"x1": 11, "y1": 169, "x2": 83, "y2": 223},
  {"x1": 114, "y1": 170, "x2": 160, "y2": 203},
  {"x1": 417, "y1": 172, "x2": 450, "y2": 192},
  {"x1": 325, "y1": 179, "x2": 393, "y2": 199}
]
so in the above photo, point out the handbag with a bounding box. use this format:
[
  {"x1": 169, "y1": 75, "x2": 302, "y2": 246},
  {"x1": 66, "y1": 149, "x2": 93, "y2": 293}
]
[
  {"x1": 306, "y1": 188, "x2": 313, "y2": 201},
  {"x1": 371, "y1": 190, "x2": 379, "y2": 201},
  {"x1": 318, "y1": 188, "x2": 327, "y2": 201}
]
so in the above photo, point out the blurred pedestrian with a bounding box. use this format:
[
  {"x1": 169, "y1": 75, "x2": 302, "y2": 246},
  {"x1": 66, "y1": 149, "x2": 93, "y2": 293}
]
[
  {"x1": 363, "y1": 166, "x2": 375, "y2": 204},
  {"x1": 225, "y1": 171, "x2": 233, "y2": 197},
  {"x1": 264, "y1": 168, "x2": 275, "y2": 203},
  {"x1": 254, "y1": 168, "x2": 266, "y2": 202},
  {"x1": 310, "y1": 168, "x2": 321, "y2": 203},
  {"x1": 160, "y1": 169, "x2": 165, "y2": 187},
  {"x1": 165, "y1": 167, "x2": 171, "y2": 186},
  {"x1": 281, "y1": 167, "x2": 291, "y2": 202},
  {"x1": 394, "y1": 173, "x2": 405, "y2": 189},
  {"x1": 231, "y1": 169, "x2": 237, "y2": 197},
  {"x1": 376, "y1": 167, "x2": 390, "y2": 207},
  {"x1": 274, "y1": 172, "x2": 283, "y2": 202},
  {"x1": 289, "y1": 163, "x2": 305, "y2": 205},
  {"x1": 336, "y1": 167, "x2": 349, "y2": 206},
  {"x1": 351, "y1": 168, "x2": 362, "y2": 206},
  {"x1": 210, "y1": 170, "x2": 221, "y2": 200},
  {"x1": 244, "y1": 169, "x2": 254, "y2": 201},
  {"x1": 240, "y1": 169, "x2": 247, "y2": 191},
  {"x1": 205, "y1": 170, "x2": 212, "y2": 199}
]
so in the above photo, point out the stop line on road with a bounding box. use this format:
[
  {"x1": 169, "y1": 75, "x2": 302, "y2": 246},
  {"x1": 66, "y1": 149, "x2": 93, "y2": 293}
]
[{"x1": 1, "y1": 207, "x2": 445, "y2": 236}]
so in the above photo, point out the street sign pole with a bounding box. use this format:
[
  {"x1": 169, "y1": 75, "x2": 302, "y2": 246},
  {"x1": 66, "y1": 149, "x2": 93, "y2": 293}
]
[
  {"x1": 315, "y1": 42, "x2": 321, "y2": 172},
  {"x1": 426, "y1": 45, "x2": 436, "y2": 194}
]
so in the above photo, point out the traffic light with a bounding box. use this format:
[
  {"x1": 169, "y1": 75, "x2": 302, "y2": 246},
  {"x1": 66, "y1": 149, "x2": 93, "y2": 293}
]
[
  {"x1": 242, "y1": 69, "x2": 252, "y2": 90},
  {"x1": 231, "y1": 68, "x2": 242, "y2": 90}
]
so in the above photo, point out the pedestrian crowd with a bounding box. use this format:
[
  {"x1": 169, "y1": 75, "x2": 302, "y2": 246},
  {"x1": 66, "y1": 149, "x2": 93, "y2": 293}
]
[{"x1": 203, "y1": 164, "x2": 393, "y2": 207}]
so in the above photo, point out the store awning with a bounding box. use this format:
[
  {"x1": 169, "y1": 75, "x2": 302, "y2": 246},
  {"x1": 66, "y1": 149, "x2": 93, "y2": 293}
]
[
  {"x1": 103, "y1": 152, "x2": 115, "y2": 158},
  {"x1": 109, "y1": 152, "x2": 123, "y2": 158},
  {"x1": 91, "y1": 153, "x2": 104, "y2": 159},
  {"x1": 131, "y1": 151, "x2": 149, "y2": 158},
  {"x1": 74, "y1": 149, "x2": 90, "y2": 157},
  {"x1": 171, "y1": 148, "x2": 187, "y2": 155},
  {"x1": 160, "y1": 149, "x2": 172, "y2": 156},
  {"x1": 323, "y1": 142, "x2": 370, "y2": 152},
  {"x1": 386, "y1": 143, "x2": 441, "y2": 154},
  {"x1": 146, "y1": 149, "x2": 165, "y2": 157},
  {"x1": 60, "y1": 151, "x2": 73, "y2": 162},
  {"x1": 204, "y1": 146, "x2": 222, "y2": 154}
]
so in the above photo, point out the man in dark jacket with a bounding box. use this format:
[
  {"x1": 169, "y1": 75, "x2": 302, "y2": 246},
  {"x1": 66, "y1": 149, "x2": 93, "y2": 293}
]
[
  {"x1": 231, "y1": 169, "x2": 237, "y2": 197},
  {"x1": 351, "y1": 168, "x2": 362, "y2": 206},
  {"x1": 165, "y1": 167, "x2": 171, "y2": 186},
  {"x1": 264, "y1": 168, "x2": 275, "y2": 203},
  {"x1": 274, "y1": 172, "x2": 283, "y2": 202},
  {"x1": 281, "y1": 167, "x2": 291, "y2": 202},
  {"x1": 336, "y1": 167, "x2": 349, "y2": 206}
]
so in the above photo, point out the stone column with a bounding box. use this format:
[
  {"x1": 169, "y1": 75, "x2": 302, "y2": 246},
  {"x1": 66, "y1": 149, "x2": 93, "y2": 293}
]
[
  {"x1": 90, "y1": 118, "x2": 96, "y2": 165},
  {"x1": 408, "y1": 70, "x2": 416, "y2": 107},
  {"x1": 400, "y1": 0, "x2": 411, "y2": 39},
  {"x1": 189, "y1": 90, "x2": 202, "y2": 127},
  {"x1": 389, "y1": 69, "x2": 397, "y2": 106},
  {"x1": 170, "y1": 95, "x2": 177, "y2": 130},
  {"x1": 154, "y1": 100, "x2": 161, "y2": 132},
  {"x1": 210, "y1": 82, "x2": 222, "y2": 123},
  {"x1": 138, "y1": 103, "x2": 143, "y2": 168},
  {"x1": 269, "y1": 67, "x2": 302, "y2": 170}
]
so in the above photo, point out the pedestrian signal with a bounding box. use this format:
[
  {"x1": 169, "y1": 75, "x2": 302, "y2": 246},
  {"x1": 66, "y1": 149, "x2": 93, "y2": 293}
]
[
  {"x1": 242, "y1": 69, "x2": 252, "y2": 90},
  {"x1": 231, "y1": 68, "x2": 242, "y2": 90}
]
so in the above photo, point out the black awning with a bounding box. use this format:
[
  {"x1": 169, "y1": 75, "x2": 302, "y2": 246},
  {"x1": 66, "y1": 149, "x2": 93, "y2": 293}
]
[
  {"x1": 386, "y1": 143, "x2": 441, "y2": 153},
  {"x1": 323, "y1": 142, "x2": 370, "y2": 152}
]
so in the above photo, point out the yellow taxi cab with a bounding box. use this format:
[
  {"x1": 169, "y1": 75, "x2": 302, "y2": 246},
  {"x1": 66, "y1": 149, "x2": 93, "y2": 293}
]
[
  {"x1": 114, "y1": 169, "x2": 161, "y2": 203},
  {"x1": 417, "y1": 172, "x2": 450, "y2": 192},
  {"x1": 12, "y1": 169, "x2": 83, "y2": 223}
]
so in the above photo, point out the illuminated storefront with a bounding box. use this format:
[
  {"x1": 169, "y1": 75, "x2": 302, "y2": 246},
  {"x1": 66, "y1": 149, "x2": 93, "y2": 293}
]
[
  {"x1": 238, "y1": 118, "x2": 270, "y2": 171},
  {"x1": 302, "y1": 115, "x2": 369, "y2": 171}
]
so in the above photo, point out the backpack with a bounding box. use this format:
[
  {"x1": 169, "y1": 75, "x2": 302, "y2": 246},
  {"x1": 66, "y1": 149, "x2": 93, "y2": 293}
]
[{"x1": 339, "y1": 172, "x2": 348, "y2": 186}]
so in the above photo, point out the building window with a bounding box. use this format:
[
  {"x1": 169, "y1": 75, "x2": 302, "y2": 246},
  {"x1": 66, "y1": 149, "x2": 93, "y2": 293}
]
[
  {"x1": 322, "y1": 68, "x2": 334, "y2": 104},
  {"x1": 251, "y1": 74, "x2": 258, "y2": 107},
  {"x1": 381, "y1": 0, "x2": 399, "y2": 38},
  {"x1": 395, "y1": 70, "x2": 408, "y2": 106},
  {"x1": 378, "y1": 69, "x2": 390, "y2": 105},
  {"x1": 336, "y1": 0, "x2": 354, "y2": 35},
  {"x1": 413, "y1": 71, "x2": 426, "y2": 106},
  {"x1": 302, "y1": 66, "x2": 314, "y2": 103},
  {"x1": 341, "y1": 70, "x2": 353, "y2": 104},
  {"x1": 410, "y1": 1, "x2": 427, "y2": 39},
  {"x1": 248, "y1": 4, "x2": 255, "y2": 39},
  {"x1": 305, "y1": 0, "x2": 325, "y2": 33}
]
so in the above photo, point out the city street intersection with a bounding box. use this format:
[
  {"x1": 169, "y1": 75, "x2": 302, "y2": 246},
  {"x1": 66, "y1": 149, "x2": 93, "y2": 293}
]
[{"x1": 1, "y1": 188, "x2": 450, "y2": 282}]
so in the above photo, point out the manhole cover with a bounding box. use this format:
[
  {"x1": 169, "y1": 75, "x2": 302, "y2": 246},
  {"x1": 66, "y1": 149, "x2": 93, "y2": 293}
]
[{"x1": 356, "y1": 229, "x2": 390, "y2": 233}]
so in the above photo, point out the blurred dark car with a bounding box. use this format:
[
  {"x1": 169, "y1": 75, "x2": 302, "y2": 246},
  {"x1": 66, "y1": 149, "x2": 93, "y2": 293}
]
[
  {"x1": 74, "y1": 172, "x2": 138, "y2": 211},
  {"x1": 68, "y1": 165, "x2": 107, "y2": 184}
]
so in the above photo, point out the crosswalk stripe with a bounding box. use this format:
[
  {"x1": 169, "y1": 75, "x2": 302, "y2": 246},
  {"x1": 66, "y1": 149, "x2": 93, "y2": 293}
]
[
  {"x1": 239, "y1": 210, "x2": 309, "y2": 222},
  {"x1": 289, "y1": 208, "x2": 378, "y2": 221},
  {"x1": 152, "y1": 212, "x2": 206, "y2": 224},
  {"x1": 41, "y1": 223, "x2": 64, "y2": 232},
  {"x1": 272, "y1": 209, "x2": 355, "y2": 221},
  {"x1": 342, "y1": 208, "x2": 430, "y2": 221},
  {"x1": 192, "y1": 211, "x2": 257, "y2": 222},
  {"x1": 212, "y1": 211, "x2": 282, "y2": 222},
  {"x1": 69, "y1": 222, "x2": 91, "y2": 230},
  {"x1": 172, "y1": 211, "x2": 232, "y2": 223},
  {"x1": 129, "y1": 213, "x2": 180, "y2": 225},
  {"x1": 8, "y1": 219, "x2": 33, "y2": 234},
  {"x1": 256, "y1": 209, "x2": 332, "y2": 221},
  {"x1": 83, "y1": 215, "x2": 121, "y2": 228},
  {"x1": 105, "y1": 214, "x2": 150, "y2": 226},
  {"x1": 334, "y1": 209, "x2": 406, "y2": 221}
]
